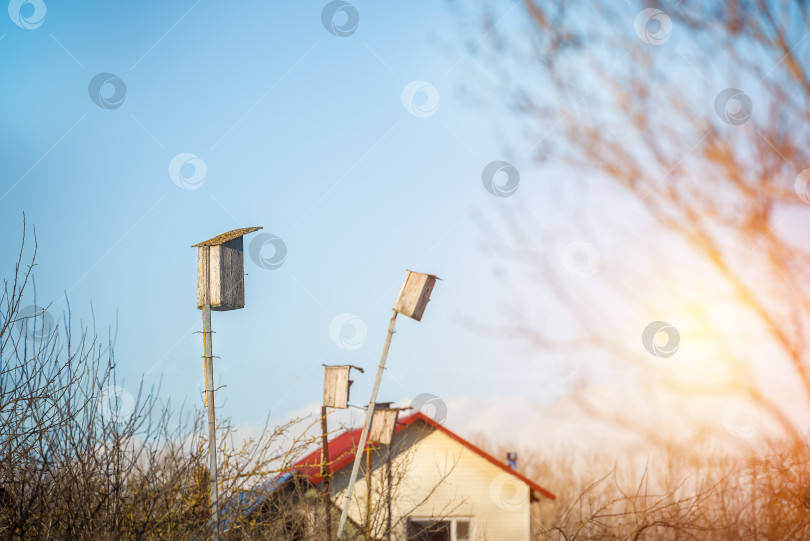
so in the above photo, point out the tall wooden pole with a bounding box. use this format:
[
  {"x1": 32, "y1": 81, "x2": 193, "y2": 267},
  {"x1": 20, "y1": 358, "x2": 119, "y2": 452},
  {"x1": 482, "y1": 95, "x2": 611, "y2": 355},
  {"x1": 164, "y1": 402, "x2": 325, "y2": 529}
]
[
  {"x1": 365, "y1": 448, "x2": 372, "y2": 540},
  {"x1": 321, "y1": 405, "x2": 332, "y2": 541},
  {"x1": 386, "y1": 446, "x2": 392, "y2": 541},
  {"x1": 337, "y1": 311, "x2": 398, "y2": 539},
  {"x1": 202, "y1": 246, "x2": 220, "y2": 541}
]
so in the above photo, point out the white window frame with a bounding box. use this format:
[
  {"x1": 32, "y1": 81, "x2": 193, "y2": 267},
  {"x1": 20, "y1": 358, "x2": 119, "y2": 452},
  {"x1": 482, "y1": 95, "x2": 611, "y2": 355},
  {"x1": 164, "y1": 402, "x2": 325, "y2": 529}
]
[{"x1": 406, "y1": 516, "x2": 475, "y2": 541}]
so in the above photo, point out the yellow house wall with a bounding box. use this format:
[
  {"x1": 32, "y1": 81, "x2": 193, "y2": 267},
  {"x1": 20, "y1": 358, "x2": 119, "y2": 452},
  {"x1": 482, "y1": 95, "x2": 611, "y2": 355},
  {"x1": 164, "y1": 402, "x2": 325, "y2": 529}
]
[{"x1": 331, "y1": 422, "x2": 530, "y2": 541}]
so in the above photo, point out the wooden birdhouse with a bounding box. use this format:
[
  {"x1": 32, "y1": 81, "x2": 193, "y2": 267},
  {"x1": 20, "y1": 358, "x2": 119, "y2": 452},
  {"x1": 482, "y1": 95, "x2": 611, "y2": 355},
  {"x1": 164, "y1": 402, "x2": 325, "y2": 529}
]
[
  {"x1": 393, "y1": 270, "x2": 440, "y2": 322},
  {"x1": 193, "y1": 227, "x2": 262, "y2": 311},
  {"x1": 369, "y1": 405, "x2": 401, "y2": 446},
  {"x1": 323, "y1": 365, "x2": 363, "y2": 409}
]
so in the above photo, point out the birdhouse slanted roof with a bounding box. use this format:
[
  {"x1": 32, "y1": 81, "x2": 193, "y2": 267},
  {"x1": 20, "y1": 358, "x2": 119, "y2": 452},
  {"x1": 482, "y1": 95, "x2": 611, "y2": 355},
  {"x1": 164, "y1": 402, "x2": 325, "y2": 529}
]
[
  {"x1": 192, "y1": 227, "x2": 263, "y2": 248},
  {"x1": 406, "y1": 269, "x2": 441, "y2": 280}
]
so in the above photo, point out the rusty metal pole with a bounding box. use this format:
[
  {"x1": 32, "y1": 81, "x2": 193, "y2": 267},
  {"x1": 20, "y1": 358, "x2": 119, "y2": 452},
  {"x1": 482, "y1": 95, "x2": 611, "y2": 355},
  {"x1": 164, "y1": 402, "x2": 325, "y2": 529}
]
[
  {"x1": 321, "y1": 405, "x2": 332, "y2": 541},
  {"x1": 337, "y1": 311, "x2": 398, "y2": 539},
  {"x1": 201, "y1": 245, "x2": 220, "y2": 541}
]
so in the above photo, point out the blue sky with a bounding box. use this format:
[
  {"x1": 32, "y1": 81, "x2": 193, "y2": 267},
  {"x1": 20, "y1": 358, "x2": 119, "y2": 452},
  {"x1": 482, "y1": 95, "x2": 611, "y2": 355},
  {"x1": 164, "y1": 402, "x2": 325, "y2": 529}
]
[
  {"x1": 4, "y1": 1, "x2": 799, "y2": 453},
  {"x1": 1, "y1": 0, "x2": 579, "y2": 432}
]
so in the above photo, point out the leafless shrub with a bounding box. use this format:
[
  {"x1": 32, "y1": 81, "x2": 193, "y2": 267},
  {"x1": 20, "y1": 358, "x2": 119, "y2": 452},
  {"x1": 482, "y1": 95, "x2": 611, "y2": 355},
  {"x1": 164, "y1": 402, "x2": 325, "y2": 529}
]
[{"x1": 0, "y1": 222, "x2": 318, "y2": 539}]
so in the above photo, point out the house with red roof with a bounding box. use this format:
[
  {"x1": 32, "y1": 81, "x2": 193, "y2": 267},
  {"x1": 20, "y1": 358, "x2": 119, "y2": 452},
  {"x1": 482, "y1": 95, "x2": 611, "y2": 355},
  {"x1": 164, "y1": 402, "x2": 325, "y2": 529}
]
[{"x1": 255, "y1": 411, "x2": 555, "y2": 541}]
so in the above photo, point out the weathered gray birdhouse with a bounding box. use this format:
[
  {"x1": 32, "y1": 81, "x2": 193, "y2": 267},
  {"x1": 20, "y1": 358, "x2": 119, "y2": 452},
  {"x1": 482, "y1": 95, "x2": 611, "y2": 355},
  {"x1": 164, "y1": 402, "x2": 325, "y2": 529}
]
[
  {"x1": 369, "y1": 405, "x2": 401, "y2": 446},
  {"x1": 193, "y1": 227, "x2": 262, "y2": 311},
  {"x1": 323, "y1": 365, "x2": 363, "y2": 409},
  {"x1": 393, "y1": 270, "x2": 439, "y2": 322}
]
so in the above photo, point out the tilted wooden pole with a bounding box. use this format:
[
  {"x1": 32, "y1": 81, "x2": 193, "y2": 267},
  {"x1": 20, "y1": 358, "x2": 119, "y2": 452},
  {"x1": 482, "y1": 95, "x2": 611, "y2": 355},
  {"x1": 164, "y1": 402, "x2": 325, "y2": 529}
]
[{"x1": 336, "y1": 311, "x2": 398, "y2": 539}]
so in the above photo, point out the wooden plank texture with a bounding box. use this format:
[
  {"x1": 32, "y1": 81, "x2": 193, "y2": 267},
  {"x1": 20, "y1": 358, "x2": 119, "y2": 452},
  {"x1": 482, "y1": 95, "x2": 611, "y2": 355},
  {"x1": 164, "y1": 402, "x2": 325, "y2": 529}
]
[
  {"x1": 324, "y1": 366, "x2": 351, "y2": 409},
  {"x1": 369, "y1": 408, "x2": 399, "y2": 445},
  {"x1": 393, "y1": 271, "x2": 437, "y2": 321},
  {"x1": 196, "y1": 237, "x2": 246, "y2": 311}
]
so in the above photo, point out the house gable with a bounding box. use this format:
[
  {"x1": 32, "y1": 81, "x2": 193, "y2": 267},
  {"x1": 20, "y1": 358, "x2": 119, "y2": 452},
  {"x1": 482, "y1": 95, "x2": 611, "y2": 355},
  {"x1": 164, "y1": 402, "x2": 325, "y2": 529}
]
[
  {"x1": 328, "y1": 416, "x2": 550, "y2": 541},
  {"x1": 292, "y1": 412, "x2": 554, "y2": 501}
]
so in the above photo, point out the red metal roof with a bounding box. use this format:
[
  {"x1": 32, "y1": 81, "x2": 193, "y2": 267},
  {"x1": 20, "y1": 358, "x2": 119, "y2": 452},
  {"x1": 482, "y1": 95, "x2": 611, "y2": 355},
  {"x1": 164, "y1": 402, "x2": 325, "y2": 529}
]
[{"x1": 292, "y1": 411, "x2": 556, "y2": 501}]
